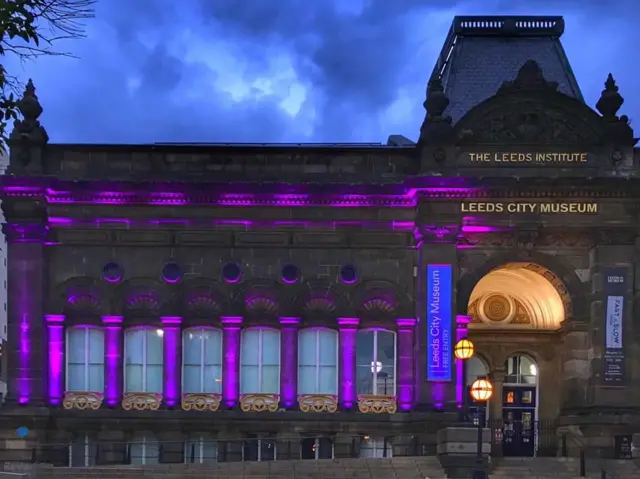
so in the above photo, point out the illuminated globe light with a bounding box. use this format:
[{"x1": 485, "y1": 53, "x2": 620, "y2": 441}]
[
  {"x1": 454, "y1": 339, "x2": 475, "y2": 360},
  {"x1": 469, "y1": 378, "x2": 493, "y2": 402}
]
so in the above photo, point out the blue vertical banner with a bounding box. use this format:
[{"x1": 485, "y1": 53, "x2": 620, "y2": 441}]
[{"x1": 426, "y1": 264, "x2": 452, "y2": 381}]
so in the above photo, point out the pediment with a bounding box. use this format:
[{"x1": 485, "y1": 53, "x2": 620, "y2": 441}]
[{"x1": 453, "y1": 60, "x2": 607, "y2": 147}]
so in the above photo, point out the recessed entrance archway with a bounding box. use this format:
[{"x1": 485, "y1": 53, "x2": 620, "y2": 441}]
[
  {"x1": 467, "y1": 262, "x2": 569, "y2": 330},
  {"x1": 466, "y1": 262, "x2": 565, "y2": 457}
]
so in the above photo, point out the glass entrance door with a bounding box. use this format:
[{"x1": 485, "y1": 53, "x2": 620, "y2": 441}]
[{"x1": 502, "y1": 386, "x2": 536, "y2": 457}]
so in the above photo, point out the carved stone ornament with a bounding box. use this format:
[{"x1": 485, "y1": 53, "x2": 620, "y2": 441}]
[
  {"x1": 298, "y1": 394, "x2": 338, "y2": 413},
  {"x1": 357, "y1": 394, "x2": 397, "y2": 414},
  {"x1": 62, "y1": 391, "x2": 104, "y2": 410},
  {"x1": 181, "y1": 393, "x2": 221, "y2": 412},
  {"x1": 239, "y1": 393, "x2": 279, "y2": 412},
  {"x1": 468, "y1": 295, "x2": 531, "y2": 327},
  {"x1": 122, "y1": 392, "x2": 162, "y2": 411}
]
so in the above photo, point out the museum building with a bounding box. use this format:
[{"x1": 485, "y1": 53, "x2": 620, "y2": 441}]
[{"x1": 0, "y1": 15, "x2": 639, "y2": 465}]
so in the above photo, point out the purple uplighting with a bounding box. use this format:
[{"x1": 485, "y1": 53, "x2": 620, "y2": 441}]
[
  {"x1": 45, "y1": 314, "x2": 65, "y2": 405},
  {"x1": 221, "y1": 316, "x2": 242, "y2": 407},
  {"x1": 279, "y1": 317, "x2": 300, "y2": 407},
  {"x1": 102, "y1": 315, "x2": 123, "y2": 406},
  {"x1": 161, "y1": 316, "x2": 182, "y2": 406},
  {"x1": 396, "y1": 318, "x2": 417, "y2": 411},
  {"x1": 337, "y1": 317, "x2": 359, "y2": 408}
]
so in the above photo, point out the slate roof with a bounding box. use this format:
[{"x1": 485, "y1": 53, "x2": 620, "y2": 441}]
[{"x1": 433, "y1": 16, "x2": 584, "y2": 124}]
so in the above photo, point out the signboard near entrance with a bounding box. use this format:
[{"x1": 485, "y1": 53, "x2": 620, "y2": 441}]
[
  {"x1": 602, "y1": 267, "x2": 627, "y2": 386},
  {"x1": 426, "y1": 264, "x2": 452, "y2": 382}
]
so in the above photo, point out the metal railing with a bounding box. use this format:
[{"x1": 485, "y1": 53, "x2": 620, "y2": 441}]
[{"x1": 0, "y1": 435, "x2": 437, "y2": 467}]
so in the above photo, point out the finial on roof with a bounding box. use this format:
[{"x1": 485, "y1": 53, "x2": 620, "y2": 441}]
[
  {"x1": 9, "y1": 78, "x2": 48, "y2": 145},
  {"x1": 424, "y1": 76, "x2": 450, "y2": 120},
  {"x1": 596, "y1": 73, "x2": 623, "y2": 119},
  {"x1": 499, "y1": 60, "x2": 558, "y2": 93}
]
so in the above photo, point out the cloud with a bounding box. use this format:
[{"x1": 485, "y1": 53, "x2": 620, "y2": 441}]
[{"x1": 3, "y1": 0, "x2": 639, "y2": 143}]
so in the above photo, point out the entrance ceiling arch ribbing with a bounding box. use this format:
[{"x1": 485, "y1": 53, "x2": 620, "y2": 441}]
[{"x1": 468, "y1": 262, "x2": 566, "y2": 330}]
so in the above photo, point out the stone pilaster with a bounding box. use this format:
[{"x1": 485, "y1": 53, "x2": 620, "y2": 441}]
[
  {"x1": 587, "y1": 243, "x2": 635, "y2": 408},
  {"x1": 102, "y1": 316, "x2": 123, "y2": 407},
  {"x1": 161, "y1": 316, "x2": 182, "y2": 407},
  {"x1": 338, "y1": 317, "x2": 359, "y2": 409},
  {"x1": 221, "y1": 316, "x2": 242, "y2": 408},
  {"x1": 396, "y1": 318, "x2": 417, "y2": 411},
  {"x1": 44, "y1": 314, "x2": 65, "y2": 406},
  {"x1": 559, "y1": 321, "x2": 590, "y2": 412},
  {"x1": 279, "y1": 317, "x2": 300, "y2": 408},
  {"x1": 2, "y1": 200, "x2": 49, "y2": 406},
  {"x1": 417, "y1": 225, "x2": 459, "y2": 409}
]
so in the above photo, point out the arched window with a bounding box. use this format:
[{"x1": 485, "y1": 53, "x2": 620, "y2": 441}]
[
  {"x1": 505, "y1": 355, "x2": 538, "y2": 385},
  {"x1": 356, "y1": 330, "x2": 396, "y2": 395},
  {"x1": 182, "y1": 328, "x2": 223, "y2": 394},
  {"x1": 298, "y1": 329, "x2": 338, "y2": 395},
  {"x1": 124, "y1": 328, "x2": 163, "y2": 393},
  {"x1": 66, "y1": 327, "x2": 105, "y2": 392},
  {"x1": 465, "y1": 356, "x2": 489, "y2": 386},
  {"x1": 240, "y1": 328, "x2": 280, "y2": 394}
]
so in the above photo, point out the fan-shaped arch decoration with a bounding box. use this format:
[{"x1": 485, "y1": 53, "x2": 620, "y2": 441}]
[
  {"x1": 303, "y1": 296, "x2": 337, "y2": 315},
  {"x1": 125, "y1": 293, "x2": 161, "y2": 312},
  {"x1": 66, "y1": 293, "x2": 103, "y2": 315},
  {"x1": 361, "y1": 297, "x2": 396, "y2": 315},
  {"x1": 245, "y1": 296, "x2": 279, "y2": 315},
  {"x1": 186, "y1": 294, "x2": 221, "y2": 316}
]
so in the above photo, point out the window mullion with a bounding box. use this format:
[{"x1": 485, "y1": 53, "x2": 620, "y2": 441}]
[
  {"x1": 200, "y1": 330, "x2": 205, "y2": 393},
  {"x1": 84, "y1": 328, "x2": 90, "y2": 391},
  {"x1": 257, "y1": 331, "x2": 263, "y2": 393},
  {"x1": 372, "y1": 332, "x2": 378, "y2": 395},
  {"x1": 142, "y1": 332, "x2": 147, "y2": 393},
  {"x1": 315, "y1": 331, "x2": 320, "y2": 393}
]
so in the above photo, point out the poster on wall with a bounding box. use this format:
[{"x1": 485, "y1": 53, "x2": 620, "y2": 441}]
[
  {"x1": 602, "y1": 267, "x2": 627, "y2": 385},
  {"x1": 426, "y1": 264, "x2": 452, "y2": 382}
]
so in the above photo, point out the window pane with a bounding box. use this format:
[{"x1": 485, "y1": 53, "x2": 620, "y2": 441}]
[
  {"x1": 125, "y1": 365, "x2": 144, "y2": 392},
  {"x1": 88, "y1": 329, "x2": 105, "y2": 363},
  {"x1": 67, "y1": 328, "x2": 87, "y2": 364},
  {"x1": 203, "y1": 365, "x2": 222, "y2": 394},
  {"x1": 67, "y1": 364, "x2": 86, "y2": 391},
  {"x1": 203, "y1": 329, "x2": 222, "y2": 366},
  {"x1": 88, "y1": 364, "x2": 104, "y2": 392},
  {"x1": 319, "y1": 330, "x2": 337, "y2": 366},
  {"x1": 357, "y1": 365, "x2": 374, "y2": 394},
  {"x1": 146, "y1": 330, "x2": 164, "y2": 365},
  {"x1": 376, "y1": 331, "x2": 395, "y2": 395},
  {"x1": 240, "y1": 365, "x2": 259, "y2": 394},
  {"x1": 298, "y1": 365, "x2": 316, "y2": 395},
  {"x1": 146, "y1": 364, "x2": 163, "y2": 393},
  {"x1": 261, "y1": 330, "x2": 280, "y2": 366},
  {"x1": 298, "y1": 330, "x2": 317, "y2": 366},
  {"x1": 241, "y1": 330, "x2": 260, "y2": 366},
  {"x1": 125, "y1": 330, "x2": 145, "y2": 364},
  {"x1": 183, "y1": 330, "x2": 202, "y2": 366},
  {"x1": 319, "y1": 366, "x2": 337, "y2": 395},
  {"x1": 261, "y1": 365, "x2": 280, "y2": 394},
  {"x1": 183, "y1": 365, "x2": 201, "y2": 393},
  {"x1": 356, "y1": 331, "x2": 374, "y2": 394}
]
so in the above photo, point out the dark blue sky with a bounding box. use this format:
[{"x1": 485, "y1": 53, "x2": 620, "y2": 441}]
[{"x1": 6, "y1": 0, "x2": 639, "y2": 144}]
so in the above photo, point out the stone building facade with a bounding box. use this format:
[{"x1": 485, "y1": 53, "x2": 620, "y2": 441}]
[{"x1": 0, "y1": 15, "x2": 639, "y2": 464}]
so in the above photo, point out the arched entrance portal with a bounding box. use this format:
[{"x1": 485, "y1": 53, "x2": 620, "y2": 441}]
[{"x1": 466, "y1": 262, "x2": 568, "y2": 457}]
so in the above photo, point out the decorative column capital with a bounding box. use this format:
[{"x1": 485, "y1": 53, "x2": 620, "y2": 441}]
[
  {"x1": 279, "y1": 316, "x2": 301, "y2": 326},
  {"x1": 160, "y1": 316, "x2": 182, "y2": 325},
  {"x1": 102, "y1": 315, "x2": 123, "y2": 325},
  {"x1": 337, "y1": 317, "x2": 359, "y2": 328},
  {"x1": 416, "y1": 224, "x2": 460, "y2": 244},
  {"x1": 45, "y1": 314, "x2": 65, "y2": 324},
  {"x1": 396, "y1": 318, "x2": 417, "y2": 329},
  {"x1": 221, "y1": 316, "x2": 243, "y2": 328},
  {"x1": 3, "y1": 222, "x2": 49, "y2": 243}
]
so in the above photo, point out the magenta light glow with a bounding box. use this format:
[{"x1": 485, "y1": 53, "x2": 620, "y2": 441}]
[
  {"x1": 102, "y1": 315, "x2": 123, "y2": 406},
  {"x1": 161, "y1": 316, "x2": 182, "y2": 407},
  {"x1": 221, "y1": 316, "x2": 242, "y2": 407},
  {"x1": 279, "y1": 317, "x2": 300, "y2": 407},
  {"x1": 396, "y1": 318, "x2": 416, "y2": 411},
  {"x1": 45, "y1": 315, "x2": 65, "y2": 405},
  {"x1": 337, "y1": 318, "x2": 359, "y2": 408}
]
